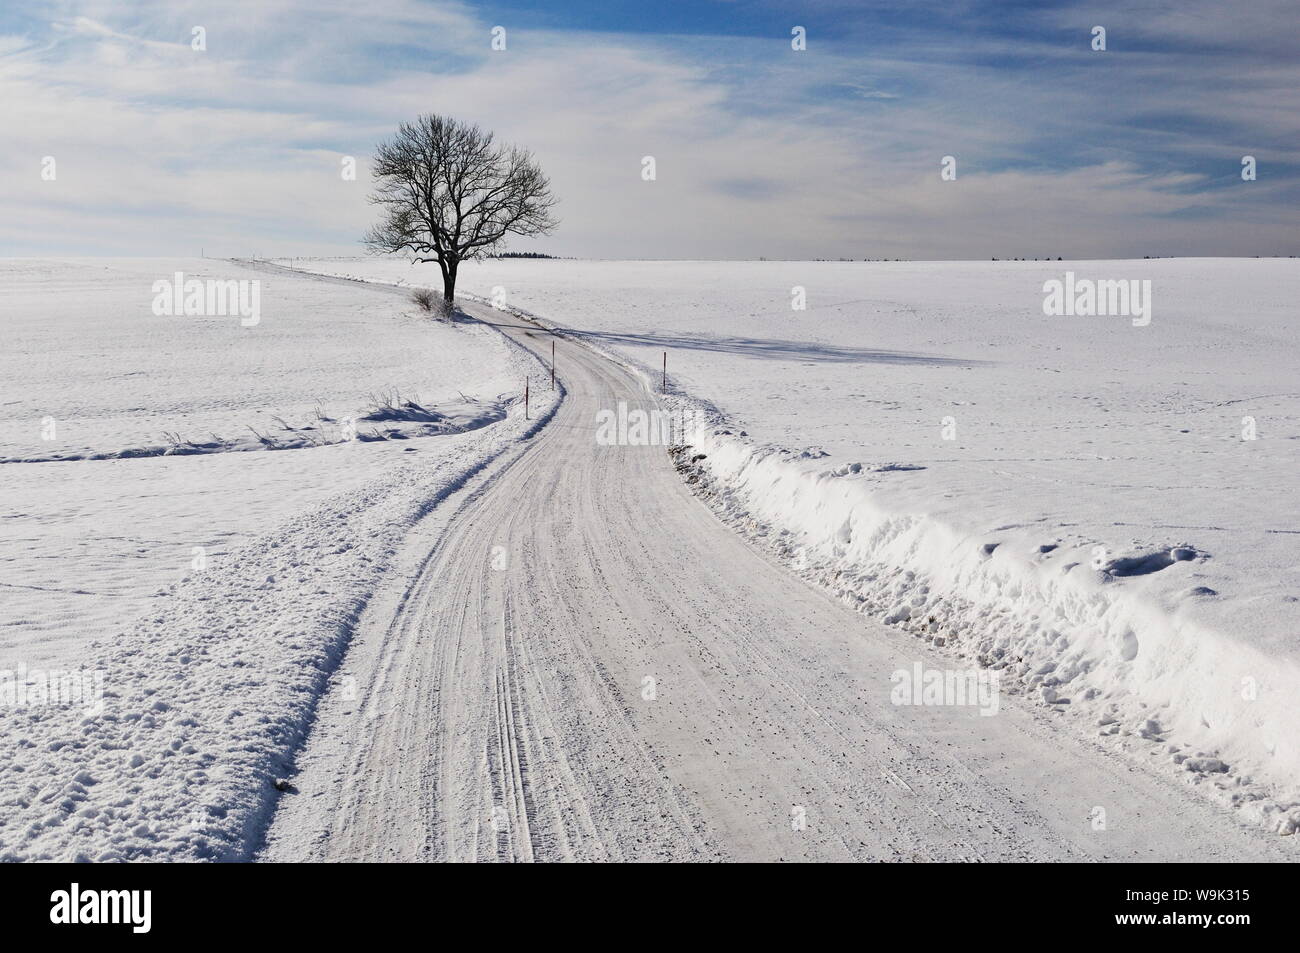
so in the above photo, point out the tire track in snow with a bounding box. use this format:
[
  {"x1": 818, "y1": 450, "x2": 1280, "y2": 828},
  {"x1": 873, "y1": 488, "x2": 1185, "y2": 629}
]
[{"x1": 261, "y1": 284, "x2": 1292, "y2": 863}]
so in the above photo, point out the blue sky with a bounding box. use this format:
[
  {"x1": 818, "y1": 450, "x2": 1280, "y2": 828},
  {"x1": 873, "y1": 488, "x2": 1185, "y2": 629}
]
[{"x1": 2, "y1": 0, "x2": 1297, "y2": 259}]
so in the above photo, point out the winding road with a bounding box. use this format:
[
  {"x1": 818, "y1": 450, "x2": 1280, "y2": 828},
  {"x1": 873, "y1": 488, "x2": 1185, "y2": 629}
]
[{"x1": 261, "y1": 288, "x2": 1289, "y2": 862}]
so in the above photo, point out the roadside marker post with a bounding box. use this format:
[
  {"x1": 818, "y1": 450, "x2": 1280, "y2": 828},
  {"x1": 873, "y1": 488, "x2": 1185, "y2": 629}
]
[
  {"x1": 525, "y1": 378, "x2": 530, "y2": 420},
  {"x1": 662, "y1": 351, "x2": 667, "y2": 392},
  {"x1": 551, "y1": 340, "x2": 555, "y2": 390}
]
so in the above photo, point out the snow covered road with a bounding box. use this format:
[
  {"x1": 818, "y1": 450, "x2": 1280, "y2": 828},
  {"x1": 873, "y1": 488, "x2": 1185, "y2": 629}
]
[{"x1": 263, "y1": 290, "x2": 1289, "y2": 862}]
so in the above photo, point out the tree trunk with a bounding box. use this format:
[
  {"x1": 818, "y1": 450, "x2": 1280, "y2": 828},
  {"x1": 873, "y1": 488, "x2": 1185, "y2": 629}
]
[{"x1": 443, "y1": 260, "x2": 458, "y2": 305}]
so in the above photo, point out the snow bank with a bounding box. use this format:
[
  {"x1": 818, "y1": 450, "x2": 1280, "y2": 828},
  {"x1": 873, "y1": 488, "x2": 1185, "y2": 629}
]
[
  {"x1": 669, "y1": 430, "x2": 1300, "y2": 833},
  {"x1": 2, "y1": 394, "x2": 506, "y2": 463}
]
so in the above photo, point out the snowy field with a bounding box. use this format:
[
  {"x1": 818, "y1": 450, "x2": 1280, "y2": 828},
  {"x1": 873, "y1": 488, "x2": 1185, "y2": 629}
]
[
  {"x1": 0, "y1": 259, "x2": 554, "y2": 860},
  {"x1": 1, "y1": 259, "x2": 521, "y2": 665},
  {"x1": 3, "y1": 253, "x2": 1297, "y2": 860},
  {"x1": 310, "y1": 255, "x2": 1300, "y2": 833}
]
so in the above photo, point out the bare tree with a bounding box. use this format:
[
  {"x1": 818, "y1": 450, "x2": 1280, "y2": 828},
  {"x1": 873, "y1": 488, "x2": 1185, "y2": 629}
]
[{"x1": 365, "y1": 114, "x2": 558, "y2": 306}]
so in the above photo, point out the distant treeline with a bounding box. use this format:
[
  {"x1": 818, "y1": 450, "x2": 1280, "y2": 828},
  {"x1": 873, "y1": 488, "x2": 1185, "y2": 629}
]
[{"x1": 492, "y1": 252, "x2": 559, "y2": 259}]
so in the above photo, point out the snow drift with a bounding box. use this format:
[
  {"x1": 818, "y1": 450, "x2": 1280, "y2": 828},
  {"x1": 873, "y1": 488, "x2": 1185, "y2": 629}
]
[{"x1": 669, "y1": 428, "x2": 1300, "y2": 834}]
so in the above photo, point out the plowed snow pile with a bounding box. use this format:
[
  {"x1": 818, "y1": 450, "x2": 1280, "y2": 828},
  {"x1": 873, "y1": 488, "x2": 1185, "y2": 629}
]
[{"x1": 312, "y1": 255, "x2": 1300, "y2": 834}]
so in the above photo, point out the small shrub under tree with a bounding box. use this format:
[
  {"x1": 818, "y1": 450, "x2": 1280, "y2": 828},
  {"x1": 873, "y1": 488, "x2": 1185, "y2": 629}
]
[{"x1": 411, "y1": 287, "x2": 449, "y2": 318}]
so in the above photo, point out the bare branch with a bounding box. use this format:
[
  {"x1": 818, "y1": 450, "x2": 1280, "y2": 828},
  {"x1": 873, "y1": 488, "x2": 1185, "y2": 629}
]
[{"x1": 364, "y1": 114, "x2": 559, "y2": 303}]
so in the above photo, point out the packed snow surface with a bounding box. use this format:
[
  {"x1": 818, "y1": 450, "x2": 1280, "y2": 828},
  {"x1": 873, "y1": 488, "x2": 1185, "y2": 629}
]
[{"x1": 312, "y1": 255, "x2": 1300, "y2": 833}]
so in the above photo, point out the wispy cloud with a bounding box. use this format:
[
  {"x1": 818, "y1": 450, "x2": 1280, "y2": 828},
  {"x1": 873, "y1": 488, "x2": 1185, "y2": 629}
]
[{"x1": 1, "y1": 0, "x2": 1295, "y2": 258}]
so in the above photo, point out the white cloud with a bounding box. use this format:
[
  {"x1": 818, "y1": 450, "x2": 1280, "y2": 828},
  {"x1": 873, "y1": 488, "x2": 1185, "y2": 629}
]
[{"x1": 2, "y1": 0, "x2": 1296, "y2": 258}]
